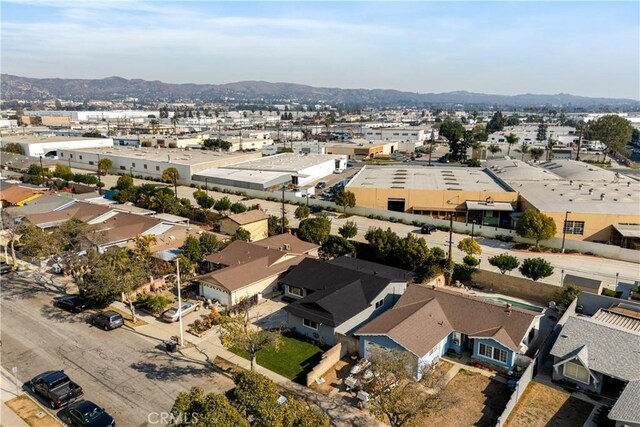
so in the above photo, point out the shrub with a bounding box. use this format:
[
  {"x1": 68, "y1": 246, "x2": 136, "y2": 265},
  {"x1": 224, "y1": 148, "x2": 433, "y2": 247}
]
[
  {"x1": 495, "y1": 234, "x2": 514, "y2": 243},
  {"x1": 601, "y1": 288, "x2": 618, "y2": 298},
  {"x1": 134, "y1": 294, "x2": 173, "y2": 314},
  {"x1": 519, "y1": 257, "x2": 553, "y2": 281},
  {"x1": 453, "y1": 263, "x2": 476, "y2": 282},
  {"x1": 463, "y1": 255, "x2": 480, "y2": 267},
  {"x1": 436, "y1": 225, "x2": 450, "y2": 232}
]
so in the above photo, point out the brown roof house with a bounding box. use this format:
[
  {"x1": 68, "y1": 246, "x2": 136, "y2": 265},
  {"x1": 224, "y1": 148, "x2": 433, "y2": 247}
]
[
  {"x1": 0, "y1": 185, "x2": 42, "y2": 208},
  {"x1": 219, "y1": 210, "x2": 268, "y2": 242},
  {"x1": 193, "y1": 239, "x2": 314, "y2": 308},
  {"x1": 253, "y1": 233, "x2": 320, "y2": 257},
  {"x1": 356, "y1": 285, "x2": 542, "y2": 378}
]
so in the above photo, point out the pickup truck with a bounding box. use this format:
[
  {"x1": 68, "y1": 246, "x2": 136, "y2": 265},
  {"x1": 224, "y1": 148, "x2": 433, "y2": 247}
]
[{"x1": 29, "y1": 370, "x2": 83, "y2": 409}]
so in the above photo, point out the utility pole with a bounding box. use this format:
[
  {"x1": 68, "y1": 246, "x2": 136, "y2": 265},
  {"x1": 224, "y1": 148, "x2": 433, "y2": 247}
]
[
  {"x1": 281, "y1": 185, "x2": 286, "y2": 234},
  {"x1": 175, "y1": 258, "x2": 184, "y2": 347},
  {"x1": 448, "y1": 213, "x2": 454, "y2": 262},
  {"x1": 428, "y1": 130, "x2": 435, "y2": 166},
  {"x1": 38, "y1": 156, "x2": 45, "y2": 188},
  {"x1": 576, "y1": 122, "x2": 584, "y2": 161}
]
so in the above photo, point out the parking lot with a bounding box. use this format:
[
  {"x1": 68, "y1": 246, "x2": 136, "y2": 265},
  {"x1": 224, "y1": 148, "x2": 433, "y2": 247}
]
[{"x1": 1, "y1": 269, "x2": 234, "y2": 426}]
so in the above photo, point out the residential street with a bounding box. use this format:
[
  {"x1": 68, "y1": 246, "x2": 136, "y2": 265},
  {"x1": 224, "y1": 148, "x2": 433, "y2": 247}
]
[{"x1": 0, "y1": 269, "x2": 234, "y2": 426}]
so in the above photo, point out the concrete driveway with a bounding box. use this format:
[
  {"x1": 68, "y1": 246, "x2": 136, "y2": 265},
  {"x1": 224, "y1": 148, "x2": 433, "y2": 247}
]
[{"x1": 251, "y1": 299, "x2": 288, "y2": 330}]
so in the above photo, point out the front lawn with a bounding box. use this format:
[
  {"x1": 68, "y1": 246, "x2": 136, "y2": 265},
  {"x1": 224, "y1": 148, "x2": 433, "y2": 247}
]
[{"x1": 230, "y1": 334, "x2": 323, "y2": 383}]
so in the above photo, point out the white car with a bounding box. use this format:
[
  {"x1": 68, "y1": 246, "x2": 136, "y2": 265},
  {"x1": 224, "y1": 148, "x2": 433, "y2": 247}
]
[{"x1": 162, "y1": 301, "x2": 201, "y2": 322}]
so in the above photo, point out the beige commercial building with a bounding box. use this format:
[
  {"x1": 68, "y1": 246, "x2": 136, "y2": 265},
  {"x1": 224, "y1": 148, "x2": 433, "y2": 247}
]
[
  {"x1": 486, "y1": 159, "x2": 640, "y2": 245},
  {"x1": 346, "y1": 165, "x2": 518, "y2": 224},
  {"x1": 325, "y1": 140, "x2": 397, "y2": 160}
]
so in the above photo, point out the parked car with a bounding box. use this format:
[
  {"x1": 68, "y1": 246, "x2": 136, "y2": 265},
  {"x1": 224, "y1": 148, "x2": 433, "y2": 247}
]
[
  {"x1": 55, "y1": 296, "x2": 88, "y2": 313},
  {"x1": 421, "y1": 224, "x2": 436, "y2": 234},
  {"x1": 63, "y1": 400, "x2": 115, "y2": 427},
  {"x1": 0, "y1": 261, "x2": 13, "y2": 274},
  {"x1": 333, "y1": 168, "x2": 344, "y2": 174},
  {"x1": 29, "y1": 370, "x2": 83, "y2": 409},
  {"x1": 162, "y1": 301, "x2": 201, "y2": 322},
  {"x1": 315, "y1": 182, "x2": 327, "y2": 189},
  {"x1": 91, "y1": 311, "x2": 124, "y2": 331},
  {"x1": 438, "y1": 155, "x2": 450, "y2": 163}
]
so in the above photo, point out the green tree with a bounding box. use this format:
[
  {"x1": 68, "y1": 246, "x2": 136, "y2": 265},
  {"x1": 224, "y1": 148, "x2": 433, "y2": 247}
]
[
  {"x1": 193, "y1": 190, "x2": 215, "y2": 209},
  {"x1": 486, "y1": 111, "x2": 505, "y2": 133},
  {"x1": 220, "y1": 310, "x2": 281, "y2": 372},
  {"x1": 282, "y1": 395, "x2": 330, "y2": 427},
  {"x1": 214, "y1": 196, "x2": 232, "y2": 214},
  {"x1": 233, "y1": 370, "x2": 284, "y2": 426},
  {"x1": 320, "y1": 235, "x2": 355, "y2": 259},
  {"x1": 2, "y1": 143, "x2": 24, "y2": 155},
  {"x1": 97, "y1": 158, "x2": 112, "y2": 175},
  {"x1": 338, "y1": 220, "x2": 358, "y2": 239},
  {"x1": 506, "y1": 115, "x2": 520, "y2": 126},
  {"x1": 53, "y1": 165, "x2": 74, "y2": 181},
  {"x1": 529, "y1": 147, "x2": 545, "y2": 161},
  {"x1": 268, "y1": 215, "x2": 287, "y2": 236},
  {"x1": 54, "y1": 218, "x2": 88, "y2": 253},
  {"x1": 199, "y1": 233, "x2": 220, "y2": 256},
  {"x1": 161, "y1": 167, "x2": 180, "y2": 197},
  {"x1": 365, "y1": 227, "x2": 400, "y2": 264},
  {"x1": 171, "y1": 387, "x2": 248, "y2": 427},
  {"x1": 115, "y1": 174, "x2": 135, "y2": 191},
  {"x1": 519, "y1": 257, "x2": 554, "y2": 281},
  {"x1": 396, "y1": 233, "x2": 430, "y2": 271},
  {"x1": 457, "y1": 237, "x2": 481, "y2": 256},
  {"x1": 234, "y1": 227, "x2": 252, "y2": 242},
  {"x1": 230, "y1": 202, "x2": 248, "y2": 214},
  {"x1": 487, "y1": 144, "x2": 502, "y2": 159},
  {"x1": 294, "y1": 205, "x2": 310, "y2": 220},
  {"x1": 589, "y1": 115, "x2": 633, "y2": 158},
  {"x1": 334, "y1": 189, "x2": 356, "y2": 214},
  {"x1": 505, "y1": 133, "x2": 519, "y2": 156},
  {"x1": 180, "y1": 235, "x2": 203, "y2": 263},
  {"x1": 515, "y1": 210, "x2": 557, "y2": 248},
  {"x1": 439, "y1": 119, "x2": 465, "y2": 144},
  {"x1": 488, "y1": 253, "x2": 520, "y2": 274},
  {"x1": 518, "y1": 142, "x2": 530, "y2": 161},
  {"x1": 558, "y1": 285, "x2": 581, "y2": 306},
  {"x1": 16, "y1": 224, "x2": 58, "y2": 257},
  {"x1": 297, "y1": 216, "x2": 331, "y2": 244},
  {"x1": 131, "y1": 234, "x2": 156, "y2": 268},
  {"x1": 78, "y1": 261, "x2": 122, "y2": 308}
]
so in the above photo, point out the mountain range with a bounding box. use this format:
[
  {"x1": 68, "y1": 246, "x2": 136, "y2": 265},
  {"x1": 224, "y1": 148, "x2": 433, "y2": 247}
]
[{"x1": 2, "y1": 74, "x2": 638, "y2": 107}]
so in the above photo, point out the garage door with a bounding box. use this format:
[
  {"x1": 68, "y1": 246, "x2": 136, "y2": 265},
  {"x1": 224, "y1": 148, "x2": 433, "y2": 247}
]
[{"x1": 201, "y1": 283, "x2": 230, "y2": 307}]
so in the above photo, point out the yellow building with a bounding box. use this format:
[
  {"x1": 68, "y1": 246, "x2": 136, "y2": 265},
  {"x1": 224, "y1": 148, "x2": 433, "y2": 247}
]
[
  {"x1": 346, "y1": 166, "x2": 518, "y2": 225},
  {"x1": 219, "y1": 210, "x2": 269, "y2": 242}
]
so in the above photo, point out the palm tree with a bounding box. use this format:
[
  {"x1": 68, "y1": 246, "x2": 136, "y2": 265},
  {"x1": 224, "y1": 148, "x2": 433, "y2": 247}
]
[
  {"x1": 518, "y1": 142, "x2": 531, "y2": 161},
  {"x1": 487, "y1": 144, "x2": 502, "y2": 159},
  {"x1": 132, "y1": 234, "x2": 157, "y2": 266},
  {"x1": 545, "y1": 139, "x2": 557, "y2": 161},
  {"x1": 505, "y1": 133, "x2": 519, "y2": 157},
  {"x1": 161, "y1": 167, "x2": 180, "y2": 198}
]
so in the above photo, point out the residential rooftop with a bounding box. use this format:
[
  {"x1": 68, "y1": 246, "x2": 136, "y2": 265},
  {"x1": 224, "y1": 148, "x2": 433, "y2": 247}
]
[{"x1": 347, "y1": 165, "x2": 510, "y2": 192}]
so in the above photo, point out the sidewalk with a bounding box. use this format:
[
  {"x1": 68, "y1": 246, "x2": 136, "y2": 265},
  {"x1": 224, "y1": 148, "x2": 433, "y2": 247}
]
[
  {"x1": 110, "y1": 301, "x2": 384, "y2": 427},
  {"x1": 0, "y1": 367, "x2": 29, "y2": 427}
]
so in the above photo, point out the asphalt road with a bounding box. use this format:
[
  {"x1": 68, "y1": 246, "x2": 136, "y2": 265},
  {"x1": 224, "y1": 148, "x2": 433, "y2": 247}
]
[{"x1": 0, "y1": 269, "x2": 233, "y2": 426}]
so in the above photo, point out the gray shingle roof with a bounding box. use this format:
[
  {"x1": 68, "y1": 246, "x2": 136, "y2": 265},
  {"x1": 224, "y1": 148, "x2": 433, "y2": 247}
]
[
  {"x1": 550, "y1": 316, "x2": 640, "y2": 381},
  {"x1": 609, "y1": 380, "x2": 640, "y2": 424}
]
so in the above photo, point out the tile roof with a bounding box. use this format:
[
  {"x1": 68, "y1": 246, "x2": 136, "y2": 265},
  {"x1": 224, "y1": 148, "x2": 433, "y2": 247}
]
[
  {"x1": 253, "y1": 233, "x2": 320, "y2": 255},
  {"x1": 550, "y1": 315, "x2": 640, "y2": 381},
  {"x1": 609, "y1": 380, "x2": 640, "y2": 424},
  {"x1": 281, "y1": 258, "x2": 393, "y2": 327},
  {"x1": 357, "y1": 285, "x2": 539, "y2": 355},
  {"x1": 0, "y1": 186, "x2": 40, "y2": 205},
  {"x1": 225, "y1": 210, "x2": 268, "y2": 225}
]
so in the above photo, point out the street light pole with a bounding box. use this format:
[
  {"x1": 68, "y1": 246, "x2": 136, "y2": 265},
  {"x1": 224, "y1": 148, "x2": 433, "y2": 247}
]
[
  {"x1": 471, "y1": 220, "x2": 477, "y2": 240},
  {"x1": 447, "y1": 213, "x2": 454, "y2": 262},
  {"x1": 204, "y1": 177, "x2": 209, "y2": 197},
  {"x1": 175, "y1": 258, "x2": 184, "y2": 347},
  {"x1": 561, "y1": 211, "x2": 571, "y2": 253}
]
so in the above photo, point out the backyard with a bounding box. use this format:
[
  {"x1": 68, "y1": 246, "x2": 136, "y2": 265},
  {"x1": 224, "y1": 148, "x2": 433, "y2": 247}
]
[
  {"x1": 505, "y1": 381, "x2": 594, "y2": 427},
  {"x1": 421, "y1": 369, "x2": 511, "y2": 427},
  {"x1": 230, "y1": 334, "x2": 324, "y2": 383}
]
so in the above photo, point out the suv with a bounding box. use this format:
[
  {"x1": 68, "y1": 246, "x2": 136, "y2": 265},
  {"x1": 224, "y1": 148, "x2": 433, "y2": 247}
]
[
  {"x1": 421, "y1": 224, "x2": 437, "y2": 234},
  {"x1": 64, "y1": 400, "x2": 115, "y2": 427},
  {"x1": 55, "y1": 296, "x2": 88, "y2": 313},
  {"x1": 92, "y1": 311, "x2": 124, "y2": 331}
]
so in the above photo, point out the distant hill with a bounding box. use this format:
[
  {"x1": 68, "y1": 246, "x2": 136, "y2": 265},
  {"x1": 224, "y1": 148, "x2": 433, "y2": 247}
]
[{"x1": 2, "y1": 74, "x2": 638, "y2": 107}]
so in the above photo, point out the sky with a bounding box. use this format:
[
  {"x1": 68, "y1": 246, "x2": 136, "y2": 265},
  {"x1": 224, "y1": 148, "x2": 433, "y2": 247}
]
[{"x1": 2, "y1": 1, "x2": 639, "y2": 99}]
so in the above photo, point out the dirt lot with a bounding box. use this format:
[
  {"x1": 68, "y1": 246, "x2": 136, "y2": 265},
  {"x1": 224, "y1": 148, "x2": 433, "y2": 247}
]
[
  {"x1": 310, "y1": 358, "x2": 355, "y2": 396},
  {"x1": 421, "y1": 369, "x2": 511, "y2": 427},
  {"x1": 505, "y1": 381, "x2": 594, "y2": 427}
]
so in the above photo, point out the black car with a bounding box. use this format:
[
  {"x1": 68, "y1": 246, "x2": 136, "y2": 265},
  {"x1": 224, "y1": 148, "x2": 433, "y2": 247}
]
[
  {"x1": 438, "y1": 155, "x2": 450, "y2": 163},
  {"x1": 64, "y1": 400, "x2": 115, "y2": 427},
  {"x1": 91, "y1": 311, "x2": 124, "y2": 330},
  {"x1": 0, "y1": 261, "x2": 12, "y2": 274},
  {"x1": 315, "y1": 182, "x2": 326, "y2": 189},
  {"x1": 55, "y1": 296, "x2": 88, "y2": 313},
  {"x1": 421, "y1": 224, "x2": 437, "y2": 234}
]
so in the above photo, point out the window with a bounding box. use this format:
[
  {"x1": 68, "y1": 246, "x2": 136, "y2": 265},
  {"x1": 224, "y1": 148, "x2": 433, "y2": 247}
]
[
  {"x1": 156, "y1": 166, "x2": 160, "y2": 171},
  {"x1": 303, "y1": 318, "x2": 318, "y2": 330},
  {"x1": 79, "y1": 155, "x2": 83, "y2": 160},
  {"x1": 88, "y1": 161, "x2": 94, "y2": 166},
  {"x1": 144, "y1": 164, "x2": 148, "y2": 169},
  {"x1": 288, "y1": 285, "x2": 303, "y2": 297},
  {"x1": 132, "y1": 162, "x2": 136, "y2": 167},
  {"x1": 478, "y1": 343, "x2": 508, "y2": 363},
  {"x1": 452, "y1": 332, "x2": 461, "y2": 346},
  {"x1": 70, "y1": 154, "x2": 73, "y2": 158},
  {"x1": 563, "y1": 221, "x2": 585, "y2": 235},
  {"x1": 375, "y1": 299, "x2": 384, "y2": 309},
  {"x1": 120, "y1": 166, "x2": 126, "y2": 171},
  {"x1": 564, "y1": 361, "x2": 590, "y2": 384},
  {"x1": 60, "y1": 153, "x2": 64, "y2": 157}
]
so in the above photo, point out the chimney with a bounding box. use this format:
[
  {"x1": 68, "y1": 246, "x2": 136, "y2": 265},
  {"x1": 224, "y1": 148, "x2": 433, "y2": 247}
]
[
  {"x1": 589, "y1": 188, "x2": 593, "y2": 195},
  {"x1": 628, "y1": 181, "x2": 631, "y2": 187},
  {"x1": 570, "y1": 180, "x2": 573, "y2": 186},
  {"x1": 600, "y1": 193, "x2": 605, "y2": 200},
  {"x1": 578, "y1": 184, "x2": 583, "y2": 190}
]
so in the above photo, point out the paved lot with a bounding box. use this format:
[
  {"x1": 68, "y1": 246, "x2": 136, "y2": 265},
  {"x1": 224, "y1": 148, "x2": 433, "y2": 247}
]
[{"x1": 0, "y1": 269, "x2": 234, "y2": 426}]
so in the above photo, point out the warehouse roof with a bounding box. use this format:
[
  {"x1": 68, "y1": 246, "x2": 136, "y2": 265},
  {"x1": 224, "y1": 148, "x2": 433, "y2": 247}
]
[
  {"x1": 226, "y1": 153, "x2": 342, "y2": 172},
  {"x1": 194, "y1": 168, "x2": 290, "y2": 185},
  {"x1": 347, "y1": 165, "x2": 508, "y2": 192},
  {"x1": 1, "y1": 136, "x2": 110, "y2": 144}
]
